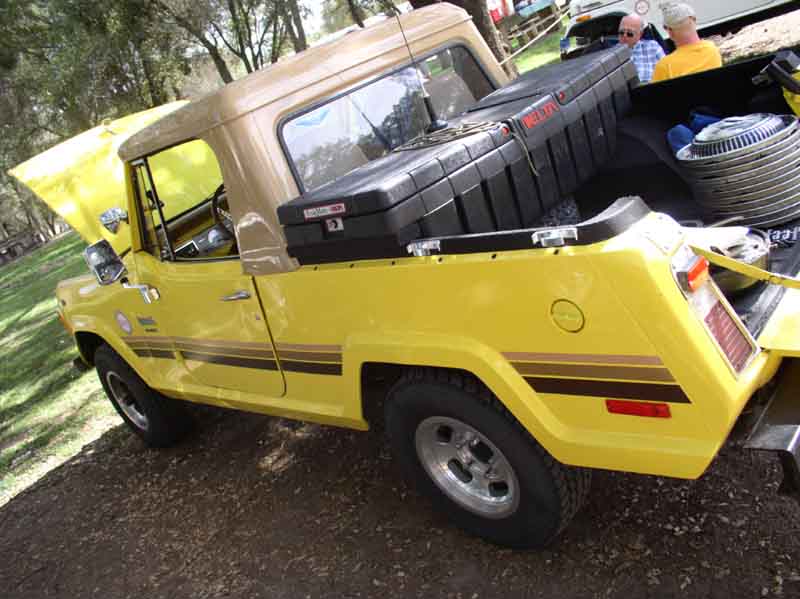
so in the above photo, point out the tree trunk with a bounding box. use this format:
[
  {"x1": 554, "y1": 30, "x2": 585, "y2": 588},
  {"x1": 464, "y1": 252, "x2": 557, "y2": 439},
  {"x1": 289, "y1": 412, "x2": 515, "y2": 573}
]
[
  {"x1": 200, "y1": 38, "x2": 235, "y2": 83},
  {"x1": 286, "y1": 0, "x2": 307, "y2": 51},
  {"x1": 376, "y1": 0, "x2": 399, "y2": 15},
  {"x1": 347, "y1": 0, "x2": 365, "y2": 28},
  {"x1": 408, "y1": 0, "x2": 518, "y2": 77},
  {"x1": 271, "y1": 18, "x2": 287, "y2": 63},
  {"x1": 151, "y1": 0, "x2": 235, "y2": 83},
  {"x1": 10, "y1": 181, "x2": 50, "y2": 240},
  {"x1": 284, "y1": 11, "x2": 303, "y2": 53},
  {"x1": 137, "y1": 43, "x2": 167, "y2": 106}
]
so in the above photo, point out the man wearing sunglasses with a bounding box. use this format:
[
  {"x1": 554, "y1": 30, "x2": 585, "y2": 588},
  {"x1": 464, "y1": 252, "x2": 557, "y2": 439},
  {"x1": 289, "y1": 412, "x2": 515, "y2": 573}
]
[
  {"x1": 618, "y1": 13, "x2": 665, "y2": 84},
  {"x1": 651, "y1": 2, "x2": 722, "y2": 83}
]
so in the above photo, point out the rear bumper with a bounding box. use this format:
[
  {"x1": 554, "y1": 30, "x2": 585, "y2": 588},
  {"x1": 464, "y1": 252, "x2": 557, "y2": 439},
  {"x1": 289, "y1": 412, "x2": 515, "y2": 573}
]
[{"x1": 745, "y1": 358, "x2": 800, "y2": 504}]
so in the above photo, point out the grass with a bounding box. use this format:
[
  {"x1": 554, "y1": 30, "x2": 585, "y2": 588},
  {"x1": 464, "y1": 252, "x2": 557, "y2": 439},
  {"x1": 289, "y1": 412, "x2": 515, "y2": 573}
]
[
  {"x1": 0, "y1": 233, "x2": 117, "y2": 506},
  {"x1": 513, "y1": 18, "x2": 568, "y2": 74}
]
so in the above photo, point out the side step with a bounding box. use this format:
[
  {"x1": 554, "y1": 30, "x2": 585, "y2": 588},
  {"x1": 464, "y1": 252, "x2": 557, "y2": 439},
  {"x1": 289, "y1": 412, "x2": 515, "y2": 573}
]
[{"x1": 745, "y1": 359, "x2": 800, "y2": 503}]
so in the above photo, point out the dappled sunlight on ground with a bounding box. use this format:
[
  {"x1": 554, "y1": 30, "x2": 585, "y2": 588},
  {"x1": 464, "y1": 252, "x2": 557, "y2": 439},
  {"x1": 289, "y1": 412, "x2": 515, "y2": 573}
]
[
  {"x1": 1, "y1": 404, "x2": 798, "y2": 598},
  {"x1": 0, "y1": 233, "x2": 118, "y2": 506}
]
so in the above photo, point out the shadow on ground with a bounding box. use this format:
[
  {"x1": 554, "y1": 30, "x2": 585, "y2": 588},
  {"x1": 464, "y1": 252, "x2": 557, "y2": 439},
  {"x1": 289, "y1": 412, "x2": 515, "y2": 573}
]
[{"x1": 1, "y1": 394, "x2": 799, "y2": 599}]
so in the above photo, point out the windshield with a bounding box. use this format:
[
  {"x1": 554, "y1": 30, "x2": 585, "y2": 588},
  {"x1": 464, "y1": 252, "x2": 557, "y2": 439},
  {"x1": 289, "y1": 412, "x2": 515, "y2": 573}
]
[{"x1": 282, "y1": 46, "x2": 494, "y2": 192}]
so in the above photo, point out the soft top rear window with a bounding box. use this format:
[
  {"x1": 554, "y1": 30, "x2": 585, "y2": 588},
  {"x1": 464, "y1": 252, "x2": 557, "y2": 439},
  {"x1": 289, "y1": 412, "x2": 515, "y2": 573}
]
[{"x1": 282, "y1": 46, "x2": 494, "y2": 192}]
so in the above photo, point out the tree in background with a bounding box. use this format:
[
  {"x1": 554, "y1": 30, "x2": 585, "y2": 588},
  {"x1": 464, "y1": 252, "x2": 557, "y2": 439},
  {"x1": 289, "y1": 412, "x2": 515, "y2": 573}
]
[
  {"x1": 0, "y1": 0, "x2": 190, "y2": 241},
  {"x1": 321, "y1": 0, "x2": 398, "y2": 33},
  {"x1": 283, "y1": 0, "x2": 309, "y2": 53},
  {"x1": 407, "y1": 0, "x2": 517, "y2": 76},
  {"x1": 151, "y1": 0, "x2": 308, "y2": 84}
]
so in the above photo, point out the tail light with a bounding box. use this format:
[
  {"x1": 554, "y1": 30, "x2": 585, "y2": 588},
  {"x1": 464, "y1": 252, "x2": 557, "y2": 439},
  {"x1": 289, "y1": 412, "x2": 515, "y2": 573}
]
[
  {"x1": 676, "y1": 256, "x2": 709, "y2": 293},
  {"x1": 671, "y1": 245, "x2": 758, "y2": 375}
]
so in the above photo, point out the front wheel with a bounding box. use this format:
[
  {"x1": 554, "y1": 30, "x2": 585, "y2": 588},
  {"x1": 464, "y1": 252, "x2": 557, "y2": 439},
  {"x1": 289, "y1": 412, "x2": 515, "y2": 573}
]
[
  {"x1": 95, "y1": 344, "x2": 191, "y2": 447},
  {"x1": 385, "y1": 368, "x2": 591, "y2": 548}
]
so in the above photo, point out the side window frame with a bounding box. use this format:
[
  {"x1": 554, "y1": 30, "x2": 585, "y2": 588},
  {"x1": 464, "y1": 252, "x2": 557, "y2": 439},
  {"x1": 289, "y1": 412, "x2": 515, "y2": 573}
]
[
  {"x1": 131, "y1": 157, "x2": 175, "y2": 261},
  {"x1": 129, "y1": 139, "x2": 238, "y2": 264}
]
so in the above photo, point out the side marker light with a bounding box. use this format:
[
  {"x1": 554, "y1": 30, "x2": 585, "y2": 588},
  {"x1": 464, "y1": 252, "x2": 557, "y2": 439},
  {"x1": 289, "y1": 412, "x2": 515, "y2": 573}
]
[{"x1": 606, "y1": 399, "x2": 671, "y2": 418}]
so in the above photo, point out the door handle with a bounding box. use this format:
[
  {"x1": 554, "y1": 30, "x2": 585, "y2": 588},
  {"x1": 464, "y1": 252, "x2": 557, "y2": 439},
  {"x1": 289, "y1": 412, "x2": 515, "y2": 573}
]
[
  {"x1": 121, "y1": 279, "x2": 160, "y2": 304},
  {"x1": 220, "y1": 290, "x2": 251, "y2": 302}
]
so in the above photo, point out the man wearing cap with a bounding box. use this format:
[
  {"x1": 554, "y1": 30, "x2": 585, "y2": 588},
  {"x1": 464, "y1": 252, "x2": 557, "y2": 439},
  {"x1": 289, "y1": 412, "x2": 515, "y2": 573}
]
[
  {"x1": 618, "y1": 13, "x2": 665, "y2": 83},
  {"x1": 651, "y1": 2, "x2": 722, "y2": 83}
]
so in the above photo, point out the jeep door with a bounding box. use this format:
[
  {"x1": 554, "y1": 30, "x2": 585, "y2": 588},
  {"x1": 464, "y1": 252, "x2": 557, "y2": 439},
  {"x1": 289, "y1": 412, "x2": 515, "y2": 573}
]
[{"x1": 125, "y1": 139, "x2": 285, "y2": 398}]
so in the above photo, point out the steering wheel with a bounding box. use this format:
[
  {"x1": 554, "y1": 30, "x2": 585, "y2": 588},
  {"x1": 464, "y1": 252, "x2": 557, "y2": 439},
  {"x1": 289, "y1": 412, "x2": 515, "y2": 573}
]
[{"x1": 211, "y1": 184, "x2": 235, "y2": 238}]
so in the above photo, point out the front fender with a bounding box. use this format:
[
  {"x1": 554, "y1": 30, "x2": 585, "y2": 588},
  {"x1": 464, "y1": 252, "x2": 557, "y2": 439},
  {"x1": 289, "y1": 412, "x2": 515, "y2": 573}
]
[{"x1": 71, "y1": 319, "x2": 155, "y2": 386}]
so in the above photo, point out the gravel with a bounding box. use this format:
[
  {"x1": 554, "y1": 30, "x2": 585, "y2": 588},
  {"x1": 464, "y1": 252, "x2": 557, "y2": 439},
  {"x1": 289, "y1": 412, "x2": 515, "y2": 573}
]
[{"x1": 710, "y1": 9, "x2": 800, "y2": 64}]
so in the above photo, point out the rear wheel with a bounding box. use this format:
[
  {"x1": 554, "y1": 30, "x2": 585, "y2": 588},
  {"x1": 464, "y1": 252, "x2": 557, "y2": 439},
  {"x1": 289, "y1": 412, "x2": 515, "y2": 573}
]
[
  {"x1": 95, "y1": 344, "x2": 191, "y2": 447},
  {"x1": 385, "y1": 368, "x2": 591, "y2": 548}
]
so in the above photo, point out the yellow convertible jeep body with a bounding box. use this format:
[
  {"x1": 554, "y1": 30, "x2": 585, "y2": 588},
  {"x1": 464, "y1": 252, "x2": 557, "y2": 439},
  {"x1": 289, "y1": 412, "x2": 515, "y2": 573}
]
[{"x1": 12, "y1": 4, "x2": 800, "y2": 548}]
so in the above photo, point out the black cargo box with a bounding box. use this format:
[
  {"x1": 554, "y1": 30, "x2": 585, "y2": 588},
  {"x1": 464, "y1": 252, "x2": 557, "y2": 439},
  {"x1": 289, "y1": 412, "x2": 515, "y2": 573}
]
[{"x1": 278, "y1": 46, "x2": 638, "y2": 265}]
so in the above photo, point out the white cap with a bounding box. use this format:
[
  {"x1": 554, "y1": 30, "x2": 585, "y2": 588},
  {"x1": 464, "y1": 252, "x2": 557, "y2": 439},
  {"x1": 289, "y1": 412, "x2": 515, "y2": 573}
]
[{"x1": 660, "y1": 2, "x2": 696, "y2": 28}]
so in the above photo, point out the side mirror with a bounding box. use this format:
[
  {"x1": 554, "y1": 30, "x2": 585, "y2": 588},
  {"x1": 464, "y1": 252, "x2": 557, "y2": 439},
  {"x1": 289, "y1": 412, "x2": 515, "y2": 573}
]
[
  {"x1": 99, "y1": 207, "x2": 128, "y2": 234},
  {"x1": 83, "y1": 240, "x2": 126, "y2": 285}
]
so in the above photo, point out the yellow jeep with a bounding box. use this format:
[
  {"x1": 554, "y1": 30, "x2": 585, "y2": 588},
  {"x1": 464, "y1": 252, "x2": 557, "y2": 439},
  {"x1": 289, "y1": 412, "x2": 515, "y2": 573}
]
[{"x1": 11, "y1": 4, "x2": 800, "y2": 548}]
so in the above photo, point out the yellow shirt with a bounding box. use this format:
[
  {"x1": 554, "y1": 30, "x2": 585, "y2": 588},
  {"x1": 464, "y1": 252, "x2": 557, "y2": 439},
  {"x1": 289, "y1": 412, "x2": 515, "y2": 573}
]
[{"x1": 651, "y1": 41, "x2": 722, "y2": 83}]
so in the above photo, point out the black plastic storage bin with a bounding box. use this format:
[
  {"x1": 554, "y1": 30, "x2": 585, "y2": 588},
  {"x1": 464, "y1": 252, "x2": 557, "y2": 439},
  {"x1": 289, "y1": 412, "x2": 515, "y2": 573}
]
[{"x1": 278, "y1": 46, "x2": 638, "y2": 265}]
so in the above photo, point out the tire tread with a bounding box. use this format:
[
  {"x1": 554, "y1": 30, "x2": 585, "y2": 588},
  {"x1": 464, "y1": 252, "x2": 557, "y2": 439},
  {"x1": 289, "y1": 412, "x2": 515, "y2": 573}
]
[{"x1": 388, "y1": 367, "x2": 591, "y2": 545}]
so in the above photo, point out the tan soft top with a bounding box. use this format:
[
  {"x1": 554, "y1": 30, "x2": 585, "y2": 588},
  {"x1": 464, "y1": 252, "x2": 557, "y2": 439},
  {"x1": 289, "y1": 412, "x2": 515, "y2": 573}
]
[{"x1": 118, "y1": 4, "x2": 471, "y2": 162}]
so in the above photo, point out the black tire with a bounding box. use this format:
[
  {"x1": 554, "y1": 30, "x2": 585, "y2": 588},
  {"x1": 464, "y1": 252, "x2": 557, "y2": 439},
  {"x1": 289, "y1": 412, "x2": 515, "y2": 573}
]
[
  {"x1": 384, "y1": 368, "x2": 591, "y2": 549},
  {"x1": 95, "y1": 344, "x2": 191, "y2": 447}
]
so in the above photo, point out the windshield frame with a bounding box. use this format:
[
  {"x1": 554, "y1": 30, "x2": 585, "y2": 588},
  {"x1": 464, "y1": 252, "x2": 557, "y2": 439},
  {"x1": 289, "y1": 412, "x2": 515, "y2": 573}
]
[{"x1": 277, "y1": 42, "x2": 498, "y2": 196}]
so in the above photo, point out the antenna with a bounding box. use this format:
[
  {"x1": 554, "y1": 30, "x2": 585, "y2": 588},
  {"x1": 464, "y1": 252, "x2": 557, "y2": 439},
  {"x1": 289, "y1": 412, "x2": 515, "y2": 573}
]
[{"x1": 394, "y1": 11, "x2": 448, "y2": 133}]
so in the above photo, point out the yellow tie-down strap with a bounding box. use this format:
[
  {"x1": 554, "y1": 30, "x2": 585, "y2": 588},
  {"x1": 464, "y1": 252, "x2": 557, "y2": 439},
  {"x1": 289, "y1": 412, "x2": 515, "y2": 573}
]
[{"x1": 689, "y1": 244, "x2": 800, "y2": 291}]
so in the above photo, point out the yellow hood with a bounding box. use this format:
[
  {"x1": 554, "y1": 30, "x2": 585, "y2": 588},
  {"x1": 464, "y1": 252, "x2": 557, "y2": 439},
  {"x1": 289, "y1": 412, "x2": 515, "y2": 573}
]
[{"x1": 8, "y1": 102, "x2": 187, "y2": 254}]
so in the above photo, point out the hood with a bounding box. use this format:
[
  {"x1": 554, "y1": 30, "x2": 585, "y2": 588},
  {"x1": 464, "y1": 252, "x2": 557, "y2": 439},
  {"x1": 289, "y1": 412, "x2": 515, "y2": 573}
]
[{"x1": 8, "y1": 102, "x2": 187, "y2": 255}]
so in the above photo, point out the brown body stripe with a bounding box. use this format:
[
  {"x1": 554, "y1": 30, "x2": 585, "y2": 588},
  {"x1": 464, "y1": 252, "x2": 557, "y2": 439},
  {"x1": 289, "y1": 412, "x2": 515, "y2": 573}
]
[
  {"x1": 524, "y1": 376, "x2": 691, "y2": 404},
  {"x1": 125, "y1": 336, "x2": 342, "y2": 375},
  {"x1": 275, "y1": 342, "x2": 342, "y2": 353},
  {"x1": 277, "y1": 350, "x2": 342, "y2": 363},
  {"x1": 180, "y1": 351, "x2": 279, "y2": 371},
  {"x1": 280, "y1": 360, "x2": 342, "y2": 375},
  {"x1": 174, "y1": 343, "x2": 275, "y2": 360},
  {"x1": 133, "y1": 348, "x2": 174, "y2": 359},
  {"x1": 503, "y1": 352, "x2": 663, "y2": 366},
  {"x1": 512, "y1": 362, "x2": 675, "y2": 383},
  {"x1": 171, "y1": 337, "x2": 274, "y2": 351},
  {"x1": 127, "y1": 339, "x2": 173, "y2": 350}
]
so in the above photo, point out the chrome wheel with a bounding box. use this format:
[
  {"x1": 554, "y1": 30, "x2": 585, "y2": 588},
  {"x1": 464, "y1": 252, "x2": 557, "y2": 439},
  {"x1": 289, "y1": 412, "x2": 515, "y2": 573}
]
[
  {"x1": 106, "y1": 371, "x2": 149, "y2": 431},
  {"x1": 414, "y1": 416, "x2": 519, "y2": 519}
]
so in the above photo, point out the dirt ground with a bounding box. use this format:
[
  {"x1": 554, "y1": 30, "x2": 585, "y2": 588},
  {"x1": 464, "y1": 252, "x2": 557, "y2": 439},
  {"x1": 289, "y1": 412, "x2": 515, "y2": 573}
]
[{"x1": 2, "y1": 391, "x2": 799, "y2": 599}]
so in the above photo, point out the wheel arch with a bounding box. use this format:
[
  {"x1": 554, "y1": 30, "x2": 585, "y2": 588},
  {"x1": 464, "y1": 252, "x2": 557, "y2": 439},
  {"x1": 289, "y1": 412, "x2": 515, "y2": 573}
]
[
  {"x1": 71, "y1": 327, "x2": 155, "y2": 389},
  {"x1": 74, "y1": 330, "x2": 106, "y2": 366},
  {"x1": 347, "y1": 333, "x2": 563, "y2": 458}
]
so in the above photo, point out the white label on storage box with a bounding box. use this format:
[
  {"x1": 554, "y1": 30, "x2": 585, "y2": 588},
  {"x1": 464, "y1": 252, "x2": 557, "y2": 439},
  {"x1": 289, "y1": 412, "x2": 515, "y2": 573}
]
[
  {"x1": 325, "y1": 218, "x2": 344, "y2": 232},
  {"x1": 303, "y1": 203, "x2": 346, "y2": 220}
]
